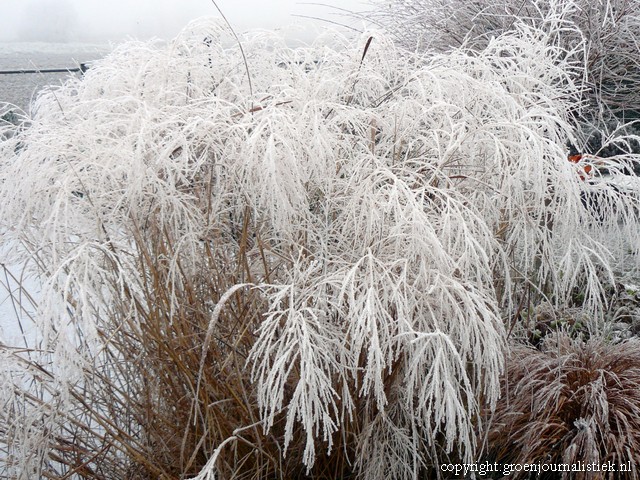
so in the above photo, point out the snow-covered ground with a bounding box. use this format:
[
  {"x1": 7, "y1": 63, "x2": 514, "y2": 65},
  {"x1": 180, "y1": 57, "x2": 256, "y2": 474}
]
[{"x1": 0, "y1": 252, "x2": 40, "y2": 348}]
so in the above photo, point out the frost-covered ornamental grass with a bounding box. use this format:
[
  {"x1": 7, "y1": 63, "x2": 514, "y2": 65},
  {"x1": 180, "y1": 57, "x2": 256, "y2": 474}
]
[
  {"x1": 366, "y1": 0, "x2": 640, "y2": 153},
  {"x1": 489, "y1": 333, "x2": 640, "y2": 478},
  {"x1": 1, "y1": 17, "x2": 639, "y2": 479}
]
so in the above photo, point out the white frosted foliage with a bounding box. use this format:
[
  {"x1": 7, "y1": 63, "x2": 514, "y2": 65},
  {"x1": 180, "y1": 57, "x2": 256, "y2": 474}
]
[{"x1": 1, "y1": 16, "x2": 638, "y2": 479}]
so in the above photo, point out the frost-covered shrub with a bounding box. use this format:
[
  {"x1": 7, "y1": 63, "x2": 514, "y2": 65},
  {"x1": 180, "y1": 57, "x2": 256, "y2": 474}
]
[{"x1": 1, "y1": 17, "x2": 638, "y2": 479}]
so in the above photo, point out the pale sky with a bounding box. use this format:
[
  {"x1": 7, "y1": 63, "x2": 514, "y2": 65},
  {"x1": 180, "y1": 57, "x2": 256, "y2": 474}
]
[{"x1": 0, "y1": 0, "x2": 369, "y2": 43}]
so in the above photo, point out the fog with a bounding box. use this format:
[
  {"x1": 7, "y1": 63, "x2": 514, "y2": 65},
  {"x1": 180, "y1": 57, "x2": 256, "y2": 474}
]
[{"x1": 0, "y1": 0, "x2": 367, "y2": 43}]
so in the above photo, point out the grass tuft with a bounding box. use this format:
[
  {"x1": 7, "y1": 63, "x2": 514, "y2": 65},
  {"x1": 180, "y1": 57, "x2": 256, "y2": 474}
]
[{"x1": 489, "y1": 333, "x2": 640, "y2": 479}]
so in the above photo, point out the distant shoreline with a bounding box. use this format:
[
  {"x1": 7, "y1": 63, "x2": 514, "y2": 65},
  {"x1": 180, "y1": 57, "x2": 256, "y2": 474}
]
[{"x1": 0, "y1": 42, "x2": 110, "y2": 113}]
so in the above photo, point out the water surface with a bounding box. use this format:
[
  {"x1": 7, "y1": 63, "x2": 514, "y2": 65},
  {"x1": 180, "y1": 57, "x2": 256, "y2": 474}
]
[{"x1": 0, "y1": 42, "x2": 109, "y2": 114}]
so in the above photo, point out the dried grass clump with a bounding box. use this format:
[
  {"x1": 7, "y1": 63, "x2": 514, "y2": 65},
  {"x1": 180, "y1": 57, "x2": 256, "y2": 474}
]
[
  {"x1": 1, "y1": 17, "x2": 639, "y2": 479},
  {"x1": 489, "y1": 333, "x2": 640, "y2": 479}
]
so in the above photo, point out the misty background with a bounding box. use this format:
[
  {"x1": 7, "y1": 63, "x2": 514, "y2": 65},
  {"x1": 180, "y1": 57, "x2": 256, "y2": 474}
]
[{"x1": 0, "y1": 0, "x2": 366, "y2": 43}]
